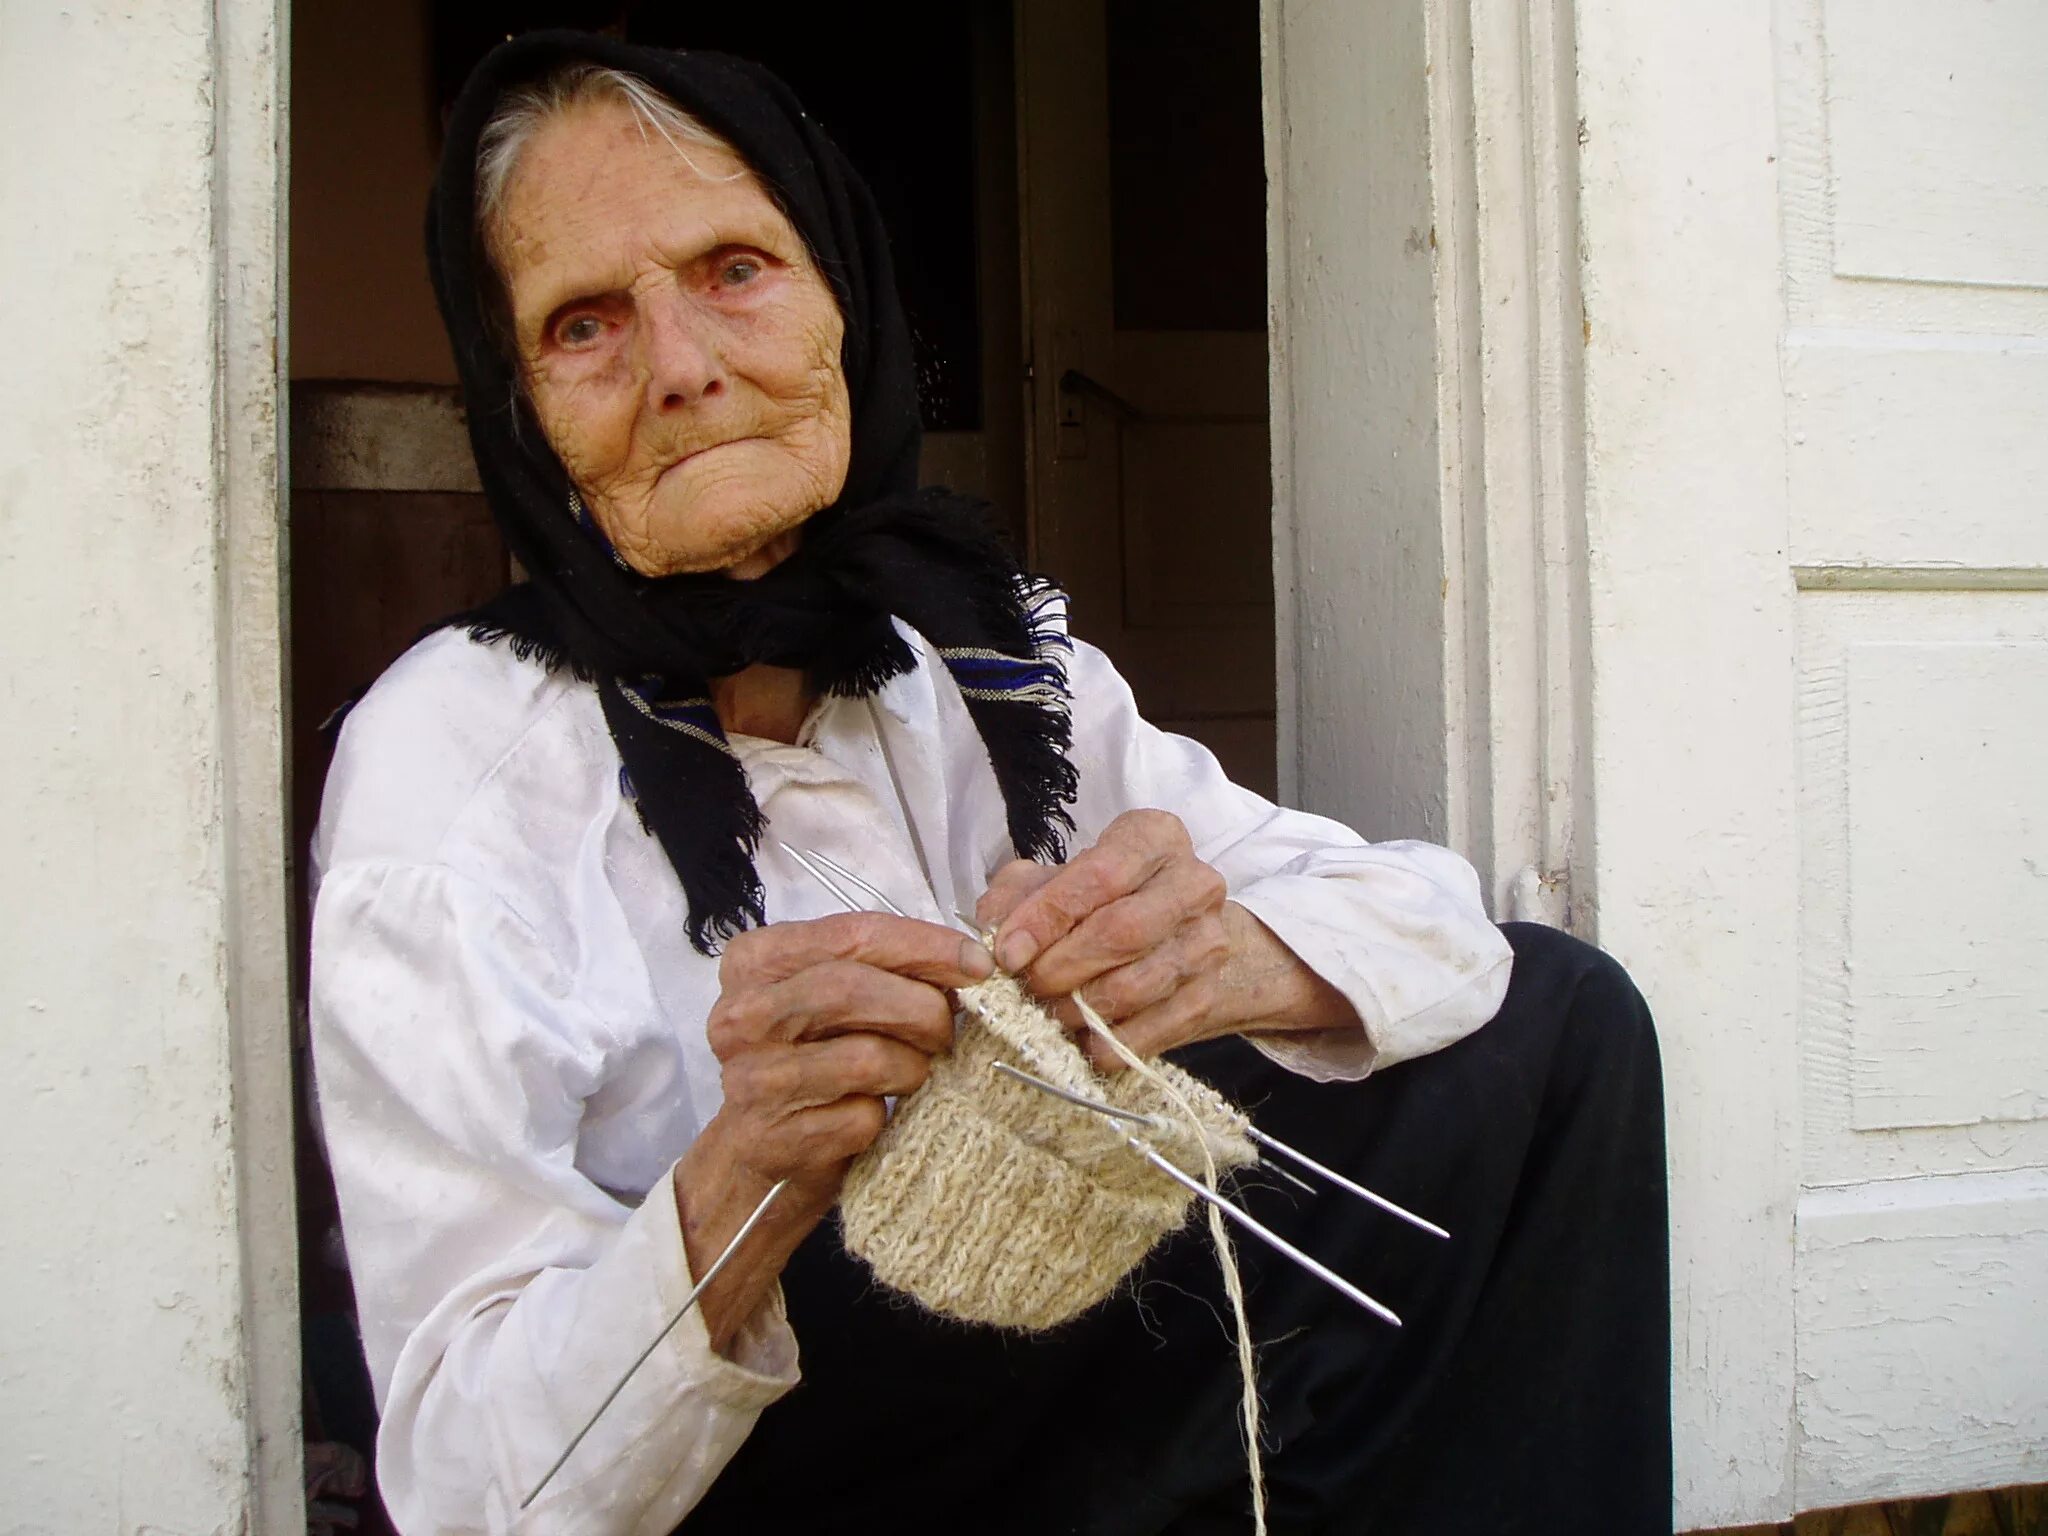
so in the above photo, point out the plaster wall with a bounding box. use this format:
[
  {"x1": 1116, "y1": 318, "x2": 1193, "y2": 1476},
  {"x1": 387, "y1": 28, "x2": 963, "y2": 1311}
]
[{"x1": 0, "y1": 3, "x2": 297, "y2": 1530}]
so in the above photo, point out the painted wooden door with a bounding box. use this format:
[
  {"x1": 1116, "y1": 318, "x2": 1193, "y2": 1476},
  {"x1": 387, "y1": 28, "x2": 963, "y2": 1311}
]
[
  {"x1": 1016, "y1": 0, "x2": 1278, "y2": 796},
  {"x1": 1774, "y1": 0, "x2": 2048, "y2": 1507},
  {"x1": 1572, "y1": 0, "x2": 2048, "y2": 1518}
]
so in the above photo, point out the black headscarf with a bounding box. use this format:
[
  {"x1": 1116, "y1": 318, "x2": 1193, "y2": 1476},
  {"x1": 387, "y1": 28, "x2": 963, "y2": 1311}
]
[{"x1": 427, "y1": 32, "x2": 1075, "y2": 951}]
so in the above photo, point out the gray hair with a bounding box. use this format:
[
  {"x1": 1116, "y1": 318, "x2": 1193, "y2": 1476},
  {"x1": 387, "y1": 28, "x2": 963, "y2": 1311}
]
[{"x1": 475, "y1": 62, "x2": 741, "y2": 247}]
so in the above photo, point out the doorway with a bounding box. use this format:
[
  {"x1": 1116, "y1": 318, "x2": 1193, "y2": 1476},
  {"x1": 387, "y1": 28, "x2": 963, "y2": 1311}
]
[
  {"x1": 1017, "y1": 0, "x2": 1277, "y2": 794},
  {"x1": 286, "y1": 1, "x2": 1273, "y2": 1523}
]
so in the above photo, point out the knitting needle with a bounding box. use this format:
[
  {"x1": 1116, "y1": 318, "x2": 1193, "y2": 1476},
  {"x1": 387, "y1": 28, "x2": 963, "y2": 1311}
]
[
  {"x1": 521, "y1": 1178, "x2": 788, "y2": 1512},
  {"x1": 1250, "y1": 1154, "x2": 1320, "y2": 1197},
  {"x1": 1129, "y1": 1139, "x2": 1402, "y2": 1326},
  {"x1": 990, "y1": 1060, "x2": 1165, "y2": 1131},
  {"x1": 778, "y1": 842, "x2": 866, "y2": 915},
  {"x1": 990, "y1": 1060, "x2": 1316, "y2": 1196},
  {"x1": 789, "y1": 844, "x2": 912, "y2": 918},
  {"x1": 1241, "y1": 1125, "x2": 1449, "y2": 1240},
  {"x1": 988, "y1": 1062, "x2": 1402, "y2": 1327}
]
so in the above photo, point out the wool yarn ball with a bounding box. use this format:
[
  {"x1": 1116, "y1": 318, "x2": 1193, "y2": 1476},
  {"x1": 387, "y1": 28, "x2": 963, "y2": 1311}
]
[{"x1": 839, "y1": 971, "x2": 1257, "y2": 1331}]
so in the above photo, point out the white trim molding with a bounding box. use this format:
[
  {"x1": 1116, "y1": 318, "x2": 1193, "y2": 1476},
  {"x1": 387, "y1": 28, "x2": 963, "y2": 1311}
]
[
  {"x1": 219, "y1": 0, "x2": 304, "y2": 1525},
  {"x1": 1263, "y1": 0, "x2": 1588, "y2": 932}
]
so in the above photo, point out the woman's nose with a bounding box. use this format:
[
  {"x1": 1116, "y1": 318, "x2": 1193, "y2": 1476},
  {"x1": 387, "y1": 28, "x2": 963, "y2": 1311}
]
[{"x1": 639, "y1": 291, "x2": 725, "y2": 412}]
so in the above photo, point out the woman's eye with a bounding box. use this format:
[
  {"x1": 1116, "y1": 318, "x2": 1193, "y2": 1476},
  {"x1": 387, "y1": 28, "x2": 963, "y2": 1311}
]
[
  {"x1": 557, "y1": 314, "x2": 604, "y2": 347},
  {"x1": 718, "y1": 257, "x2": 763, "y2": 288}
]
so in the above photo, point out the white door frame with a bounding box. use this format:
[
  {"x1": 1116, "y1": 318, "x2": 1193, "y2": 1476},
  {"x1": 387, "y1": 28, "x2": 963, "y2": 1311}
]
[
  {"x1": 1262, "y1": 0, "x2": 1588, "y2": 932},
  {"x1": 221, "y1": 0, "x2": 304, "y2": 1524}
]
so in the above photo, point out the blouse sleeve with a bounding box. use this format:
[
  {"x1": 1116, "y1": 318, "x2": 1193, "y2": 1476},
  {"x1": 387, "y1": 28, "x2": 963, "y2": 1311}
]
[
  {"x1": 309, "y1": 860, "x2": 798, "y2": 1535},
  {"x1": 1061, "y1": 639, "x2": 1513, "y2": 1079}
]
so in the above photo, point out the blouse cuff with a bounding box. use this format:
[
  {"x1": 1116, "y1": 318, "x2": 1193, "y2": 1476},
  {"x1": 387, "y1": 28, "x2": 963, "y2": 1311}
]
[
  {"x1": 1224, "y1": 881, "x2": 1511, "y2": 1081},
  {"x1": 1221, "y1": 894, "x2": 1381, "y2": 1082},
  {"x1": 1242, "y1": 1021, "x2": 1381, "y2": 1082},
  {"x1": 640, "y1": 1167, "x2": 800, "y2": 1409}
]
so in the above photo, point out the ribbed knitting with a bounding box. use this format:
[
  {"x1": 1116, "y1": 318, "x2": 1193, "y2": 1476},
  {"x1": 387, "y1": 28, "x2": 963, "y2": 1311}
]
[{"x1": 839, "y1": 971, "x2": 1257, "y2": 1330}]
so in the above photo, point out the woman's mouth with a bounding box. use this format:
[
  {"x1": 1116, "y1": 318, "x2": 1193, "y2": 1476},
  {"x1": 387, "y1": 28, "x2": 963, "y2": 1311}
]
[{"x1": 662, "y1": 436, "x2": 751, "y2": 478}]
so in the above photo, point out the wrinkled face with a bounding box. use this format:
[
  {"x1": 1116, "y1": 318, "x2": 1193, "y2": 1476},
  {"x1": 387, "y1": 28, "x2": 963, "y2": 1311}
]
[{"x1": 494, "y1": 99, "x2": 852, "y2": 578}]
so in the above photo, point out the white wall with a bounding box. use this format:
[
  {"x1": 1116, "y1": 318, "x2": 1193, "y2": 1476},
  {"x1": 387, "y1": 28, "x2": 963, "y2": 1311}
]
[{"x1": 0, "y1": 4, "x2": 298, "y2": 1531}]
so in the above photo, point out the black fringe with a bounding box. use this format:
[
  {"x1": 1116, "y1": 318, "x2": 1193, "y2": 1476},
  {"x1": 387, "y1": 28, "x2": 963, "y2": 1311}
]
[
  {"x1": 598, "y1": 678, "x2": 769, "y2": 953},
  {"x1": 964, "y1": 695, "x2": 1079, "y2": 865}
]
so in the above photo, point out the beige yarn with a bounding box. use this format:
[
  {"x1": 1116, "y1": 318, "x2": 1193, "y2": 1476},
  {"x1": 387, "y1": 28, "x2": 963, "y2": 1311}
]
[{"x1": 839, "y1": 971, "x2": 1256, "y2": 1330}]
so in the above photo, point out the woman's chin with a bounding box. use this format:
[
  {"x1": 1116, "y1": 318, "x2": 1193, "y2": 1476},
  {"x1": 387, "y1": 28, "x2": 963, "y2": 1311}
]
[
  {"x1": 625, "y1": 500, "x2": 812, "y2": 579},
  {"x1": 723, "y1": 533, "x2": 803, "y2": 581}
]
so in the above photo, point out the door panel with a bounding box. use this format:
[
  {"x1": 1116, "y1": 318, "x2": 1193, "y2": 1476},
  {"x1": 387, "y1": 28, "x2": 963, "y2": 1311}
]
[
  {"x1": 1778, "y1": 0, "x2": 2048, "y2": 1505},
  {"x1": 1797, "y1": 595, "x2": 2048, "y2": 1188}
]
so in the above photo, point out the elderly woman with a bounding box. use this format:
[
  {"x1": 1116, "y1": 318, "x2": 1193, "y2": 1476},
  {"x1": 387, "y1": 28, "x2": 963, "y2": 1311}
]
[{"x1": 311, "y1": 32, "x2": 1670, "y2": 1536}]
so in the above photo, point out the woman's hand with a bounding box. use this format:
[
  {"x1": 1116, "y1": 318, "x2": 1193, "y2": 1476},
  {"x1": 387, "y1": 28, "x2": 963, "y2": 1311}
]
[
  {"x1": 673, "y1": 912, "x2": 992, "y2": 1352},
  {"x1": 981, "y1": 810, "x2": 1360, "y2": 1070}
]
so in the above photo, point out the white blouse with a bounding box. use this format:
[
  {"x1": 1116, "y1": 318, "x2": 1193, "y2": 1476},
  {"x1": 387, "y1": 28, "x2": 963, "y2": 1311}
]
[{"x1": 309, "y1": 620, "x2": 1512, "y2": 1535}]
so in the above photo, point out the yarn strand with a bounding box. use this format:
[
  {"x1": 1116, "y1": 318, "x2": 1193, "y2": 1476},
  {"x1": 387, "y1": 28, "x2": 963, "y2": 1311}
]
[{"x1": 1075, "y1": 997, "x2": 1267, "y2": 1536}]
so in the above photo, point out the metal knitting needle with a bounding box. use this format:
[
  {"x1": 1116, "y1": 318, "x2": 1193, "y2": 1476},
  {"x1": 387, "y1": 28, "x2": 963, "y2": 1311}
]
[
  {"x1": 794, "y1": 846, "x2": 913, "y2": 918},
  {"x1": 991, "y1": 1060, "x2": 1316, "y2": 1195},
  {"x1": 990, "y1": 1060, "x2": 1164, "y2": 1130},
  {"x1": 788, "y1": 848, "x2": 990, "y2": 952},
  {"x1": 1241, "y1": 1125, "x2": 1449, "y2": 1239},
  {"x1": 990, "y1": 1062, "x2": 1402, "y2": 1327},
  {"x1": 1251, "y1": 1154, "x2": 1320, "y2": 1197},
  {"x1": 778, "y1": 842, "x2": 866, "y2": 915},
  {"x1": 522, "y1": 1178, "x2": 788, "y2": 1512},
  {"x1": 1125, "y1": 1140, "x2": 1403, "y2": 1327}
]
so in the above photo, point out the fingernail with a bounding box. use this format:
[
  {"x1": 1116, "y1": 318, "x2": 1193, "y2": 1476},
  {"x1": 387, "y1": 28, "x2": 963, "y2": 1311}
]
[
  {"x1": 997, "y1": 933, "x2": 1039, "y2": 974},
  {"x1": 959, "y1": 939, "x2": 995, "y2": 979}
]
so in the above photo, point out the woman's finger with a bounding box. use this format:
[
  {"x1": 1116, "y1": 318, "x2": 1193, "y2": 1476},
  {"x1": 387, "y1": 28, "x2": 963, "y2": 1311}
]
[
  {"x1": 974, "y1": 859, "x2": 1056, "y2": 931},
  {"x1": 1023, "y1": 858, "x2": 1224, "y2": 998},
  {"x1": 751, "y1": 1095, "x2": 892, "y2": 1175},
  {"x1": 775, "y1": 961, "x2": 959, "y2": 1053},
  {"x1": 1082, "y1": 975, "x2": 1224, "y2": 1072},
  {"x1": 709, "y1": 961, "x2": 957, "y2": 1057},
  {"x1": 1071, "y1": 942, "x2": 1189, "y2": 1023},
  {"x1": 990, "y1": 825, "x2": 1176, "y2": 974},
  {"x1": 790, "y1": 1032, "x2": 935, "y2": 1106},
  {"x1": 723, "y1": 1032, "x2": 934, "y2": 1117},
  {"x1": 721, "y1": 910, "x2": 994, "y2": 991}
]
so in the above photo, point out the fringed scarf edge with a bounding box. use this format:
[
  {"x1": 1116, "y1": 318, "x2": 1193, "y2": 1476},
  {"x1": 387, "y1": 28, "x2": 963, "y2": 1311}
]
[{"x1": 444, "y1": 576, "x2": 1078, "y2": 953}]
